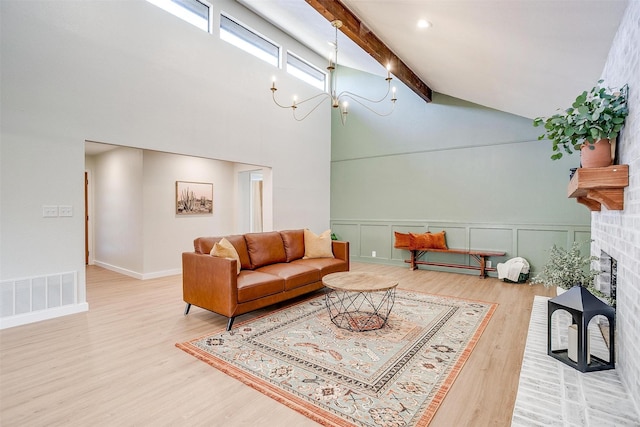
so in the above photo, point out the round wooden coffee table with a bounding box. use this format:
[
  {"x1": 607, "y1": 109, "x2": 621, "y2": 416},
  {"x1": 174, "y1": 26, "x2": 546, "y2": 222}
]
[{"x1": 322, "y1": 271, "x2": 398, "y2": 332}]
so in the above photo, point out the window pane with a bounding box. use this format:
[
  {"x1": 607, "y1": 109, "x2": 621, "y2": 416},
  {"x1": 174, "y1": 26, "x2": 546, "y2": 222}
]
[
  {"x1": 287, "y1": 52, "x2": 326, "y2": 90},
  {"x1": 147, "y1": 0, "x2": 210, "y2": 32},
  {"x1": 220, "y1": 15, "x2": 279, "y2": 67},
  {"x1": 172, "y1": 0, "x2": 209, "y2": 21}
]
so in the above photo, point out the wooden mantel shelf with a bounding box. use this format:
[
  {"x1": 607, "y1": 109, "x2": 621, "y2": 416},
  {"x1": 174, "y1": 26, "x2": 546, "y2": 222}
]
[{"x1": 568, "y1": 165, "x2": 629, "y2": 211}]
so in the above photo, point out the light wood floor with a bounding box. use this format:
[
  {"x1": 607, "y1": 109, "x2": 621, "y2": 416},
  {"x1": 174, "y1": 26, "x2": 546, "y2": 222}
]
[{"x1": 0, "y1": 263, "x2": 554, "y2": 426}]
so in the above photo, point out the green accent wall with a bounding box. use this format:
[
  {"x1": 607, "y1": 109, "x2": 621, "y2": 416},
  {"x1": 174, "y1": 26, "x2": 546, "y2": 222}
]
[{"x1": 330, "y1": 66, "x2": 591, "y2": 275}]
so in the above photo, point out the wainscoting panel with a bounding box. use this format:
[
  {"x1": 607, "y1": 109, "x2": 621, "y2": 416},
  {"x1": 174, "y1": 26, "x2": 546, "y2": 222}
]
[
  {"x1": 575, "y1": 230, "x2": 591, "y2": 243},
  {"x1": 331, "y1": 223, "x2": 361, "y2": 259},
  {"x1": 516, "y1": 229, "x2": 568, "y2": 276},
  {"x1": 331, "y1": 219, "x2": 590, "y2": 277},
  {"x1": 427, "y1": 225, "x2": 468, "y2": 266},
  {"x1": 469, "y1": 227, "x2": 513, "y2": 253},
  {"x1": 360, "y1": 224, "x2": 391, "y2": 259}
]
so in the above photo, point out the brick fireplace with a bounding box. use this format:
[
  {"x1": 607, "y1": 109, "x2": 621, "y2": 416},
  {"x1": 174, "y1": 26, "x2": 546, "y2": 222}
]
[
  {"x1": 590, "y1": 0, "x2": 640, "y2": 415},
  {"x1": 598, "y1": 251, "x2": 617, "y2": 307}
]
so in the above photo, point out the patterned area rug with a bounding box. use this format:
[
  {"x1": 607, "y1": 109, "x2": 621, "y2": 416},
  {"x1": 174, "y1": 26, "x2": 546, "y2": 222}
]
[{"x1": 177, "y1": 290, "x2": 496, "y2": 427}]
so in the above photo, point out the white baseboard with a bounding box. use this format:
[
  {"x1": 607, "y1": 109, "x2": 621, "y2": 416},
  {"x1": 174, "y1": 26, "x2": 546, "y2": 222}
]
[
  {"x1": 0, "y1": 303, "x2": 89, "y2": 330},
  {"x1": 141, "y1": 269, "x2": 182, "y2": 280},
  {"x1": 93, "y1": 261, "x2": 181, "y2": 280},
  {"x1": 94, "y1": 261, "x2": 143, "y2": 279}
]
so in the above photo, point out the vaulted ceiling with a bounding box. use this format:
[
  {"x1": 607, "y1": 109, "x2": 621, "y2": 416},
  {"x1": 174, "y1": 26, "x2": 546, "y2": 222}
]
[{"x1": 239, "y1": 0, "x2": 628, "y2": 119}]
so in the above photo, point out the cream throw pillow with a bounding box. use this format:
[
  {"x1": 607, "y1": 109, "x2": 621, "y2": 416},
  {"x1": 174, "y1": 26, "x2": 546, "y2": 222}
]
[
  {"x1": 303, "y1": 229, "x2": 334, "y2": 259},
  {"x1": 210, "y1": 237, "x2": 241, "y2": 274}
]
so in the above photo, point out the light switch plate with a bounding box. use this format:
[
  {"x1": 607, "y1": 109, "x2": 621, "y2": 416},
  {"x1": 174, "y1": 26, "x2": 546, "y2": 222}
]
[
  {"x1": 59, "y1": 205, "x2": 73, "y2": 217},
  {"x1": 43, "y1": 205, "x2": 58, "y2": 217}
]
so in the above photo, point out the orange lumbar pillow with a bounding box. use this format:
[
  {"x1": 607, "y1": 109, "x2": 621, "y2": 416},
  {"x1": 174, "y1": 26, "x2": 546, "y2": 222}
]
[
  {"x1": 394, "y1": 231, "x2": 411, "y2": 248},
  {"x1": 408, "y1": 231, "x2": 448, "y2": 250},
  {"x1": 430, "y1": 231, "x2": 448, "y2": 249}
]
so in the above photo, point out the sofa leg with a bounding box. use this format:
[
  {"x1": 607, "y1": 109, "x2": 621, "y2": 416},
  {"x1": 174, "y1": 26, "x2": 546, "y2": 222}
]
[
  {"x1": 226, "y1": 317, "x2": 235, "y2": 331},
  {"x1": 184, "y1": 303, "x2": 191, "y2": 316}
]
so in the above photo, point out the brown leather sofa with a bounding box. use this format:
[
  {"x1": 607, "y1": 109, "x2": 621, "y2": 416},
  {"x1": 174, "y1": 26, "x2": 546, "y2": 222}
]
[{"x1": 182, "y1": 229, "x2": 349, "y2": 330}]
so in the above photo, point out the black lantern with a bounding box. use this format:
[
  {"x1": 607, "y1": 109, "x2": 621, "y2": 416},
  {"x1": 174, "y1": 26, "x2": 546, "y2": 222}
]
[{"x1": 547, "y1": 286, "x2": 615, "y2": 372}]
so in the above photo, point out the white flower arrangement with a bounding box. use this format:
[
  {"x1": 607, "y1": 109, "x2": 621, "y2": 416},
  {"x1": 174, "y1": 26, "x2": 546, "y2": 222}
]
[
  {"x1": 531, "y1": 241, "x2": 613, "y2": 305},
  {"x1": 531, "y1": 241, "x2": 599, "y2": 289}
]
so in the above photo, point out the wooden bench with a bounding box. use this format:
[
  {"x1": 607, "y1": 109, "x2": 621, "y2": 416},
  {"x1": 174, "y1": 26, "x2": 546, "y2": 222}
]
[{"x1": 397, "y1": 247, "x2": 506, "y2": 278}]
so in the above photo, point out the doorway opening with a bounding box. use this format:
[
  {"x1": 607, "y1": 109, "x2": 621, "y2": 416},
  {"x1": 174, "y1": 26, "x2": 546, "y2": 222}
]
[
  {"x1": 238, "y1": 170, "x2": 264, "y2": 233},
  {"x1": 84, "y1": 141, "x2": 273, "y2": 278}
]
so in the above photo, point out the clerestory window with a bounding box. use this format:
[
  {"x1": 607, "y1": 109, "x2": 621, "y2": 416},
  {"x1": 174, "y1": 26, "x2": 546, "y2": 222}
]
[
  {"x1": 287, "y1": 52, "x2": 326, "y2": 91},
  {"x1": 146, "y1": 0, "x2": 211, "y2": 33},
  {"x1": 220, "y1": 14, "x2": 280, "y2": 67}
]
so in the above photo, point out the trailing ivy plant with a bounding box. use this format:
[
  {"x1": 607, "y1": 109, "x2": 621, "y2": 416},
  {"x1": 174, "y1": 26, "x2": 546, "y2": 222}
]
[{"x1": 533, "y1": 80, "x2": 629, "y2": 160}]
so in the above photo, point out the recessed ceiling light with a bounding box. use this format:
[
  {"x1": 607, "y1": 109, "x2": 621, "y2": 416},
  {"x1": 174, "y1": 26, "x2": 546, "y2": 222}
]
[{"x1": 417, "y1": 19, "x2": 432, "y2": 29}]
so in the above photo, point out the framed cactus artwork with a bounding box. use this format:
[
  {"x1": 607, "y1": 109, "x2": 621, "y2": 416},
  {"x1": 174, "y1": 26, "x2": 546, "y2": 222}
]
[{"x1": 176, "y1": 181, "x2": 213, "y2": 215}]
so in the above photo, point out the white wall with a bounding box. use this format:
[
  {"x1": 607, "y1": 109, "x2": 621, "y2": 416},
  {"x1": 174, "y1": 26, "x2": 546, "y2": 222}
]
[
  {"x1": 94, "y1": 147, "x2": 144, "y2": 276},
  {"x1": 593, "y1": 0, "x2": 640, "y2": 412},
  {"x1": 0, "y1": 0, "x2": 331, "y2": 327},
  {"x1": 141, "y1": 150, "x2": 237, "y2": 277},
  {"x1": 88, "y1": 147, "x2": 269, "y2": 279}
]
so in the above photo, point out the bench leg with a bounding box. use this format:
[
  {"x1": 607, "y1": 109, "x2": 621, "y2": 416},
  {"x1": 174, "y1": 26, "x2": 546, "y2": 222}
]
[
  {"x1": 184, "y1": 303, "x2": 192, "y2": 315},
  {"x1": 470, "y1": 254, "x2": 487, "y2": 278}
]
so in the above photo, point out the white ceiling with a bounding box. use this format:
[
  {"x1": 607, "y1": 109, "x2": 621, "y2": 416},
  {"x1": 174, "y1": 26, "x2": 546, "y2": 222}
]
[{"x1": 239, "y1": 0, "x2": 628, "y2": 119}]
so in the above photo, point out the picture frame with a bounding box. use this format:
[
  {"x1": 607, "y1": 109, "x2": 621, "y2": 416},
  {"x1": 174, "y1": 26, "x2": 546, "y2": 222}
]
[{"x1": 176, "y1": 181, "x2": 213, "y2": 215}]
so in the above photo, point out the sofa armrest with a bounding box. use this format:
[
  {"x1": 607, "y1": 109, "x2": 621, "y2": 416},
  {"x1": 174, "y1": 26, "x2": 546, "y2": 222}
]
[
  {"x1": 182, "y1": 252, "x2": 238, "y2": 317},
  {"x1": 332, "y1": 240, "x2": 350, "y2": 270}
]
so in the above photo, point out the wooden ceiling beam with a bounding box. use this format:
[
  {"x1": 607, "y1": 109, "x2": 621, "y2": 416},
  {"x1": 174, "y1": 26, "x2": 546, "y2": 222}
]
[{"x1": 305, "y1": 0, "x2": 432, "y2": 103}]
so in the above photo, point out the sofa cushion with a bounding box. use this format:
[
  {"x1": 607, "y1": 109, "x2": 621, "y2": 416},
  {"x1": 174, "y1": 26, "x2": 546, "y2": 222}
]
[
  {"x1": 210, "y1": 238, "x2": 241, "y2": 274},
  {"x1": 292, "y1": 258, "x2": 348, "y2": 276},
  {"x1": 194, "y1": 236, "x2": 220, "y2": 255},
  {"x1": 225, "y1": 235, "x2": 252, "y2": 270},
  {"x1": 280, "y1": 229, "x2": 305, "y2": 262},
  {"x1": 245, "y1": 231, "x2": 287, "y2": 269},
  {"x1": 236, "y1": 271, "x2": 284, "y2": 303},
  {"x1": 257, "y1": 263, "x2": 321, "y2": 291},
  {"x1": 303, "y1": 229, "x2": 334, "y2": 259}
]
